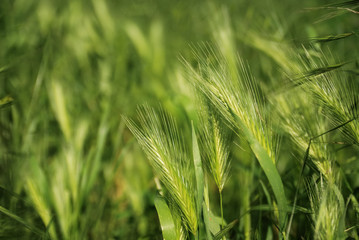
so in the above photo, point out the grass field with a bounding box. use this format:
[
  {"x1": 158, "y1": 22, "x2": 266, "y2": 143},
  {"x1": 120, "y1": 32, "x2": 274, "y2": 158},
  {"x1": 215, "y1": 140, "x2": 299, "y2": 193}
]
[{"x1": 1, "y1": 0, "x2": 359, "y2": 239}]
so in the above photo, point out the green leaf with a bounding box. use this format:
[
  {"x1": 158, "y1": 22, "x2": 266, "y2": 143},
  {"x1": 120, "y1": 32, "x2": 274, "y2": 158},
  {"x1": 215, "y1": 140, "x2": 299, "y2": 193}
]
[
  {"x1": 233, "y1": 114, "x2": 288, "y2": 229},
  {"x1": 192, "y1": 122, "x2": 204, "y2": 222},
  {"x1": 154, "y1": 196, "x2": 177, "y2": 240},
  {"x1": 213, "y1": 219, "x2": 238, "y2": 240}
]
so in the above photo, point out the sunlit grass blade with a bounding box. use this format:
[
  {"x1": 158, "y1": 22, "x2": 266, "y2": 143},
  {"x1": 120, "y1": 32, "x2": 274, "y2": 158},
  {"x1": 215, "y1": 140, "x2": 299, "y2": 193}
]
[
  {"x1": 154, "y1": 195, "x2": 178, "y2": 240},
  {"x1": 192, "y1": 122, "x2": 204, "y2": 223},
  {"x1": 202, "y1": 176, "x2": 217, "y2": 240}
]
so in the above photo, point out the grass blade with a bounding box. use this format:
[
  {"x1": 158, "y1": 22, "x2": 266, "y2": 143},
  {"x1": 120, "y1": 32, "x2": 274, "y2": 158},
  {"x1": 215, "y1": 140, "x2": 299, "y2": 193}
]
[
  {"x1": 310, "y1": 32, "x2": 353, "y2": 43},
  {"x1": 154, "y1": 196, "x2": 177, "y2": 240},
  {"x1": 203, "y1": 176, "x2": 216, "y2": 240},
  {"x1": 192, "y1": 122, "x2": 204, "y2": 227}
]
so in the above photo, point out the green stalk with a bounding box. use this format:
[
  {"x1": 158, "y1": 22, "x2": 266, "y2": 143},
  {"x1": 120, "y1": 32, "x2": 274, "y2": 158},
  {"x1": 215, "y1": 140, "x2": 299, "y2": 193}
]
[{"x1": 219, "y1": 190, "x2": 224, "y2": 240}]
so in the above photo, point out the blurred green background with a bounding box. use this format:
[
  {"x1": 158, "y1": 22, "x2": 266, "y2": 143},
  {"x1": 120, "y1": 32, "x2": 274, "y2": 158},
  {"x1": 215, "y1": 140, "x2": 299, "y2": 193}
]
[{"x1": 1, "y1": 0, "x2": 358, "y2": 239}]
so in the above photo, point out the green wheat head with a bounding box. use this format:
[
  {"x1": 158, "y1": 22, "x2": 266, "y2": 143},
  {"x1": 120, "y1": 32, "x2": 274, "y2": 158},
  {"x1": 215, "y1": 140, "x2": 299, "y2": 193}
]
[
  {"x1": 200, "y1": 111, "x2": 231, "y2": 193},
  {"x1": 123, "y1": 105, "x2": 198, "y2": 234}
]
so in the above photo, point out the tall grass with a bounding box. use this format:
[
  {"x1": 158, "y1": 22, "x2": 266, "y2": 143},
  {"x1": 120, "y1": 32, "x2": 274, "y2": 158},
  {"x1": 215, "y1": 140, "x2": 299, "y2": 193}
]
[{"x1": 1, "y1": 0, "x2": 359, "y2": 239}]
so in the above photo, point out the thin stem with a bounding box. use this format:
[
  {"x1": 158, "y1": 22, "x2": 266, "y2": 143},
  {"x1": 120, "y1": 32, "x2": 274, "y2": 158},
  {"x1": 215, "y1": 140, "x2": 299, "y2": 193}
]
[{"x1": 219, "y1": 189, "x2": 224, "y2": 240}]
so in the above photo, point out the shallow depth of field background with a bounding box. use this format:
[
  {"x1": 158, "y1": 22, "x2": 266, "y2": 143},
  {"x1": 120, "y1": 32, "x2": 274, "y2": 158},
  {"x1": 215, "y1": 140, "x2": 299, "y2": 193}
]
[{"x1": 1, "y1": 0, "x2": 359, "y2": 239}]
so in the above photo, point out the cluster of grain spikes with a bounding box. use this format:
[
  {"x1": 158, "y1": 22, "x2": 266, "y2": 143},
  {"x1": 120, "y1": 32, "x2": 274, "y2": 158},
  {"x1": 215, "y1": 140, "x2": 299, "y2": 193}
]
[
  {"x1": 124, "y1": 102, "x2": 238, "y2": 239},
  {"x1": 183, "y1": 43, "x2": 287, "y2": 233}
]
